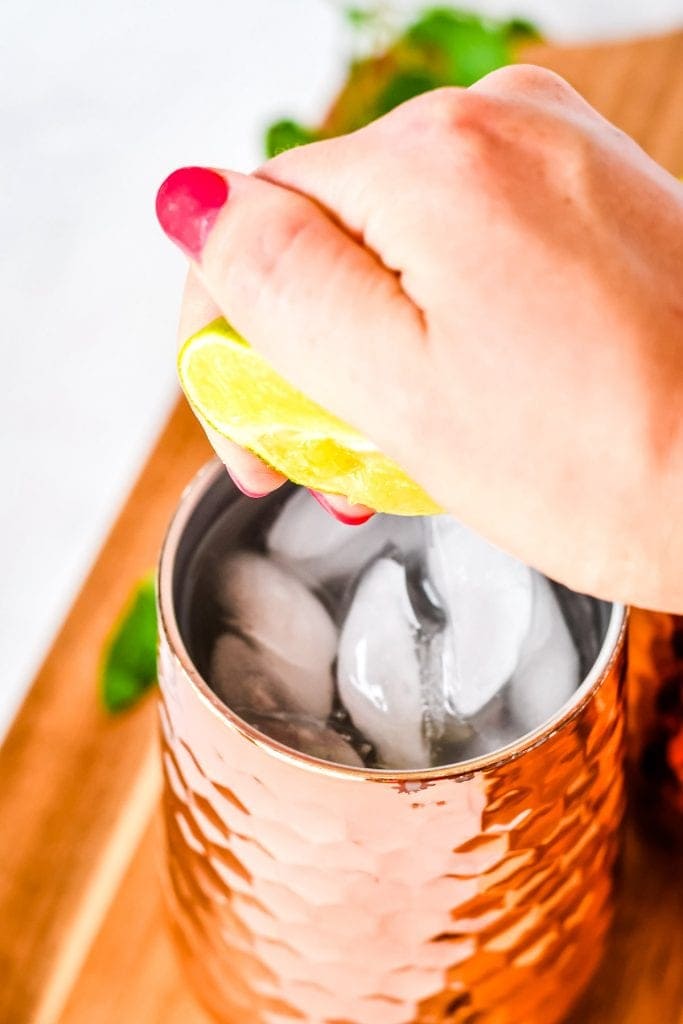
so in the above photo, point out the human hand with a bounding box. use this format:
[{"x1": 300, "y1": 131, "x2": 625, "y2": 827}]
[{"x1": 156, "y1": 64, "x2": 683, "y2": 610}]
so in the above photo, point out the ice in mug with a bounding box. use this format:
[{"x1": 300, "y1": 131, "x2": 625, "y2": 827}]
[{"x1": 182, "y1": 485, "x2": 609, "y2": 771}]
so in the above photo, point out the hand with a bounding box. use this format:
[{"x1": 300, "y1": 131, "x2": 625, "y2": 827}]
[{"x1": 156, "y1": 64, "x2": 683, "y2": 610}]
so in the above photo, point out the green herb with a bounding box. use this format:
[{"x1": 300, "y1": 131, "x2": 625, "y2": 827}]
[
  {"x1": 263, "y1": 5, "x2": 540, "y2": 153},
  {"x1": 373, "y1": 69, "x2": 439, "y2": 117},
  {"x1": 265, "y1": 119, "x2": 320, "y2": 158},
  {"x1": 404, "y1": 8, "x2": 512, "y2": 86},
  {"x1": 100, "y1": 572, "x2": 158, "y2": 713},
  {"x1": 504, "y1": 17, "x2": 542, "y2": 42}
]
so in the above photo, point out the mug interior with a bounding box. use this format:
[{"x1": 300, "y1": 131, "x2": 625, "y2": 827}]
[{"x1": 158, "y1": 460, "x2": 625, "y2": 779}]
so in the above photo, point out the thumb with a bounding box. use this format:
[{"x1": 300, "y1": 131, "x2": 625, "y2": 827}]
[{"x1": 155, "y1": 165, "x2": 425, "y2": 457}]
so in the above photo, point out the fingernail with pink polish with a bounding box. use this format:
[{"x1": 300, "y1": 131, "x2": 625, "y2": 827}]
[
  {"x1": 309, "y1": 490, "x2": 374, "y2": 526},
  {"x1": 227, "y1": 468, "x2": 269, "y2": 499},
  {"x1": 155, "y1": 166, "x2": 228, "y2": 260}
]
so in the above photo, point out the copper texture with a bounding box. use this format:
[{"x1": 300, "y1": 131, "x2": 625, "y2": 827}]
[{"x1": 158, "y1": 462, "x2": 627, "y2": 1024}]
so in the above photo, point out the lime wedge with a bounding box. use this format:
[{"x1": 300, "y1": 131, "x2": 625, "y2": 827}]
[{"x1": 178, "y1": 318, "x2": 440, "y2": 515}]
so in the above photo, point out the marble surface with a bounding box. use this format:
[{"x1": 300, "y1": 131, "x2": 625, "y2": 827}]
[{"x1": 1, "y1": 0, "x2": 681, "y2": 739}]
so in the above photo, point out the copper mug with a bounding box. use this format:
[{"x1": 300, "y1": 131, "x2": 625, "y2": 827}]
[{"x1": 157, "y1": 460, "x2": 627, "y2": 1024}]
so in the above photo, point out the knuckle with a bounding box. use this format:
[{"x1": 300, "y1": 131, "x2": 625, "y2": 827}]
[
  {"x1": 476, "y1": 63, "x2": 575, "y2": 103},
  {"x1": 381, "y1": 86, "x2": 501, "y2": 165}
]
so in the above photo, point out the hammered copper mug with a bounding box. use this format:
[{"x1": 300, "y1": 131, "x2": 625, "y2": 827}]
[{"x1": 157, "y1": 461, "x2": 627, "y2": 1024}]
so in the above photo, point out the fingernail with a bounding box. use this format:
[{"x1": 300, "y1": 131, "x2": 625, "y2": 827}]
[
  {"x1": 309, "y1": 490, "x2": 374, "y2": 525},
  {"x1": 155, "y1": 166, "x2": 228, "y2": 260},
  {"x1": 227, "y1": 468, "x2": 269, "y2": 499}
]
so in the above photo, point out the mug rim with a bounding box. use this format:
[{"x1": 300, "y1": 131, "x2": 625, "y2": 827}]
[{"x1": 158, "y1": 459, "x2": 627, "y2": 783}]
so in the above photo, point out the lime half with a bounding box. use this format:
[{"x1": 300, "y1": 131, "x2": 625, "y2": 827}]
[{"x1": 178, "y1": 318, "x2": 440, "y2": 515}]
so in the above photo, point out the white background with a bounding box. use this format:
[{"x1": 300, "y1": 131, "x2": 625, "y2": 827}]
[{"x1": 1, "y1": 0, "x2": 682, "y2": 739}]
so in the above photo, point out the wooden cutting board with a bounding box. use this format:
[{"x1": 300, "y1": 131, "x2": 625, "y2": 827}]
[{"x1": 2, "y1": 29, "x2": 683, "y2": 1024}]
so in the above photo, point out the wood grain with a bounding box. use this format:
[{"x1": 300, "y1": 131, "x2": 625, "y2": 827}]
[
  {"x1": 59, "y1": 817, "x2": 212, "y2": 1024},
  {"x1": 1, "y1": 28, "x2": 682, "y2": 1024}
]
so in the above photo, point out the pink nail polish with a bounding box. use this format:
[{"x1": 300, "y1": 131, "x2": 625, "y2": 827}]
[
  {"x1": 309, "y1": 490, "x2": 374, "y2": 526},
  {"x1": 155, "y1": 166, "x2": 228, "y2": 259},
  {"x1": 227, "y1": 468, "x2": 269, "y2": 499}
]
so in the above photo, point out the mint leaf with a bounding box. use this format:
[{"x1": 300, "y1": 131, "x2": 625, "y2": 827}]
[
  {"x1": 505, "y1": 17, "x2": 542, "y2": 42},
  {"x1": 374, "y1": 70, "x2": 439, "y2": 118},
  {"x1": 264, "y1": 119, "x2": 318, "y2": 158},
  {"x1": 404, "y1": 8, "x2": 512, "y2": 87},
  {"x1": 264, "y1": 7, "x2": 540, "y2": 153},
  {"x1": 101, "y1": 572, "x2": 158, "y2": 713}
]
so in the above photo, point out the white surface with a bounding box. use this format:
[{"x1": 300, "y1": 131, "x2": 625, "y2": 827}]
[{"x1": 1, "y1": 0, "x2": 681, "y2": 739}]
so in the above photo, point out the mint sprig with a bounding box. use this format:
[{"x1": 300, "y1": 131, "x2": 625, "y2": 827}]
[
  {"x1": 265, "y1": 119, "x2": 320, "y2": 158},
  {"x1": 100, "y1": 572, "x2": 158, "y2": 713},
  {"x1": 263, "y1": 5, "x2": 540, "y2": 154}
]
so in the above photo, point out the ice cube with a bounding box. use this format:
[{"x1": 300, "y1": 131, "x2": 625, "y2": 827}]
[
  {"x1": 211, "y1": 633, "x2": 316, "y2": 717},
  {"x1": 247, "y1": 713, "x2": 364, "y2": 768},
  {"x1": 337, "y1": 556, "x2": 431, "y2": 770},
  {"x1": 211, "y1": 633, "x2": 286, "y2": 715},
  {"x1": 447, "y1": 699, "x2": 522, "y2": 762},
  {"x1": 214, "y1": 552, "x2": 337, "y2": 720},
  {"x1": 507, "y1": 573, "x2": 580, "y2": 730},
  {"x1": 267, "y1": 489, "x2": 421, "y2": 588},
  {"x1": 426, "y1": 517, "x2": 533, "y2": 717}
]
